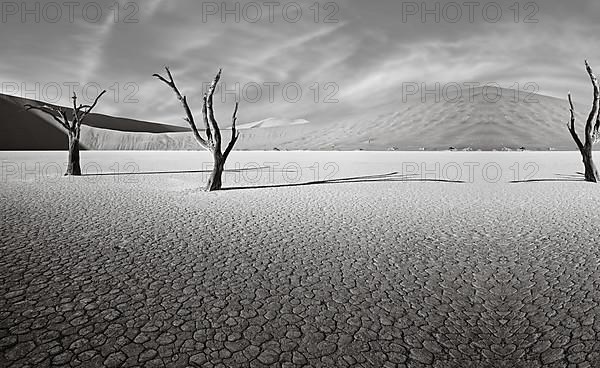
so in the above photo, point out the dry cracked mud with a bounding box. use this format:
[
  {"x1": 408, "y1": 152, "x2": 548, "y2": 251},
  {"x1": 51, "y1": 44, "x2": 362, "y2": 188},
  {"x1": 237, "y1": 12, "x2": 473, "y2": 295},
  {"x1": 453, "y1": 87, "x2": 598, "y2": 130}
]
[{"x1": 2, "y1": 153, "x2": 600, "y2": 367}]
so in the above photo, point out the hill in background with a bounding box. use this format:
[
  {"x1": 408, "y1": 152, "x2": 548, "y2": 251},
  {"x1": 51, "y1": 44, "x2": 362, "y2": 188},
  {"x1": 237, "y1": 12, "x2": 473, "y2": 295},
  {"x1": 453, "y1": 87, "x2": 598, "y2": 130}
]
[
  {"x1": 0, "y1": 94, "x2": 188, "y2": 150},
  {"x1": 0, "y1": 88, "x2": 593, "y2": 151}
]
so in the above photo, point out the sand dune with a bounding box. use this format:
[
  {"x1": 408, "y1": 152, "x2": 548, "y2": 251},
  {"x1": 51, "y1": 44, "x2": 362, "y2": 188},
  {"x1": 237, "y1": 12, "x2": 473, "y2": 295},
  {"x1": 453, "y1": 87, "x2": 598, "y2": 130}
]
[
  {"x1": 0, "y1": 94, "x2": 188, "y2": 150},
  {"x1": 0, "y1": 95, "x2": 71, "y2": 150},
  {"x1": 1, "y1": 88, "x2": 595, "y2": 151},
  {"x1": 237, "y1": 117, "x2": 310, "y2": 130}
]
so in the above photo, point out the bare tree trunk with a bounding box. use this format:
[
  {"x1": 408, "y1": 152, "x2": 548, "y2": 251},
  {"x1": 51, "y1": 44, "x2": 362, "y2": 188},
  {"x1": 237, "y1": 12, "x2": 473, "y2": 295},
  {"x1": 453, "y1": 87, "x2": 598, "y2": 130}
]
[
  {"x1": 206, "y1": 152, "x2": 225, "y2": 191},
  {"x1": 582, "y1": 147, "x2": 599, "y2": 182},
  {"x1": 66, "y1": 135, "x2": 82, "y2": 176},
  {"x1": 24, "y1": 90, "x2": 106, "y2": 178},
  {"x1": 567, "y1": 61, "x2": 600, "y2": 183},
  {"x1": 154, "y1": 67, "x2": 240, "y2": 191}
]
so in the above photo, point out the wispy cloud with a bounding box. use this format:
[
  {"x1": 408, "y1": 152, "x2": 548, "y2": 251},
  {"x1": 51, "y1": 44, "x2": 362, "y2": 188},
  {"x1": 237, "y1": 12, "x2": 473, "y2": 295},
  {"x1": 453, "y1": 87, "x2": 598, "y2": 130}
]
[
  {"x1": 1, "y1": 0, "x2": 600, "y2": 125},
  {"x1": 75, "y1": 0, "x2": 166, "y2": 83}
]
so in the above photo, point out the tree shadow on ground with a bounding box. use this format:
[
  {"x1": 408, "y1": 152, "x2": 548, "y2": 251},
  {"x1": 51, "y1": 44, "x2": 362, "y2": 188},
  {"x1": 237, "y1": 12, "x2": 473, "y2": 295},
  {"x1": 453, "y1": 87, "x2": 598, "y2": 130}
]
[
  {"x1": 222, "y1": 172, "x2": 465, "y2": 191},
  {"x1": 510, "y1": 172, "x2": 586, "y2": 183},
  {"x1": 82, "y1": 167, "x2": 272, "y2": 176}
]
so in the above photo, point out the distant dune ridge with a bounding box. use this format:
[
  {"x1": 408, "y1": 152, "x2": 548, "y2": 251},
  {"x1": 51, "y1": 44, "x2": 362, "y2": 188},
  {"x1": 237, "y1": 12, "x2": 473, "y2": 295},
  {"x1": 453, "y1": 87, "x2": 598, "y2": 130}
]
[
  {"x1": 0, "y1": 94, "x2": 188, "y2": 150},
  {"x1": 0, "y1": 88, "x2": 594, "y2": 151},
  {"x1": 237, "y1": 117, "x2": 310, "y2": 130}
]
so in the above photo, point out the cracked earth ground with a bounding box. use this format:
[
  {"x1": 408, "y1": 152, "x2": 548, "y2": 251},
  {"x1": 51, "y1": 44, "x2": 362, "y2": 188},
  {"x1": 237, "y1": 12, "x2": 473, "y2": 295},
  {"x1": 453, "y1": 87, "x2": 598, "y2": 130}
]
[{"x1": 1, "y1": 152, "x2": 600, "y2": 367}]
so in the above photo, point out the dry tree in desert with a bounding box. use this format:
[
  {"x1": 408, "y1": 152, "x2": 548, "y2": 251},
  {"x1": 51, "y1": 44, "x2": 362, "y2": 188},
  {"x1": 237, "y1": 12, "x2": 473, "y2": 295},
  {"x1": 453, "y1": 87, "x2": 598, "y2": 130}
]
[
  {"x1": 24, "y1": 90, "x2": 107, "y2": 176},
  {"x1": 154, "y1": 67, "x2": 239, "y2": 191},
  {"x1": 567, "y1": 60, "x2": 600, "y2": 183}
]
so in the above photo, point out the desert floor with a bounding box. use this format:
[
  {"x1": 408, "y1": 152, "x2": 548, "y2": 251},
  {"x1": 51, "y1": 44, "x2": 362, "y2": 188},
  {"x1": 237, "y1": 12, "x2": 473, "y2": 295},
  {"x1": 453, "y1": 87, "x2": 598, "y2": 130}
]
[{"x1": 1, "y1": 151, "x2": 600, "y2": 368}]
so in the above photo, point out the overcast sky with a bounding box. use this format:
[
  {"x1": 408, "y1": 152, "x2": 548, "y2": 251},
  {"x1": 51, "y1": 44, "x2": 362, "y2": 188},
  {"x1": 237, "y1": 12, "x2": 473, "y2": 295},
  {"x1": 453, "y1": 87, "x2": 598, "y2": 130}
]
[{"x1": 1, "y1": 0, "x2": 599, "y2": 126}]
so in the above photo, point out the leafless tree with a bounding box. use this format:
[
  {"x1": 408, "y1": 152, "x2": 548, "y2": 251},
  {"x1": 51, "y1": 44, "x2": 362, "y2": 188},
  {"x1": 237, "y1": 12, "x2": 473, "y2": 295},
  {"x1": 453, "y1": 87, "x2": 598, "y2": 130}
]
[
  {"x1": 154, "y1": 67, "x2": 239, "y2": 191},
  {"x1": 24, "y1": 91, "x2": 107, "y2": 176},
  {"x1": 567, "y1": 60, "x2": 600, "y2": 182}
]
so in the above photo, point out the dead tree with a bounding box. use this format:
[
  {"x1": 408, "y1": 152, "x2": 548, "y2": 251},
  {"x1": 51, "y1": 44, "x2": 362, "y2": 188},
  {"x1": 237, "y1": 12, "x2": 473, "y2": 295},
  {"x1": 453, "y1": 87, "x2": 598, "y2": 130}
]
[
  {"x1": 153, "y1": 67, "x2": 239, "y2": 191},
  {"x1": 567, "y1": 60, "x2": 600, "y2": 182},
  {"x1": 25, "y1": 91, "x2": 106, "y2": 176}
]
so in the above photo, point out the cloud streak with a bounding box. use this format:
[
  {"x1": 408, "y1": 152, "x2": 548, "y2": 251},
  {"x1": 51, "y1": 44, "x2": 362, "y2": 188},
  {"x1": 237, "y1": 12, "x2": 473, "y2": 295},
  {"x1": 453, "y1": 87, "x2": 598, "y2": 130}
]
[{"x1": 1, "y1": 0, "x2": 599, "y2": 126}]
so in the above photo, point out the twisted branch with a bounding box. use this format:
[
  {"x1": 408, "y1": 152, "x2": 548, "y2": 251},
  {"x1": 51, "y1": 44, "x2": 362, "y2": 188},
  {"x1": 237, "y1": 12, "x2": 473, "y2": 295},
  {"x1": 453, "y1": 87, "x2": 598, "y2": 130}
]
[
  {"x1": 24, "y1": 104, "x2": 70, "y2": 131},
  {"x1": 153, "y1": 67, "x2": 209, "y2": 149},
  {"x1": 204, "y1": 69, "x2": 223, "y2": 151},
  {"x1": 154, "y1": 67, "x2": 240, "y2": 160},
  {"x1": 78, "y1": 90, "x2": 107, "y2": 124},
  {"x1": 224, "y1": 102, "x2": 239, "y2": 160},
  {"x1": 25, "y1": 90, "x2": 105, "y2": 139},
  {"x1": 567, "y1": 61, "x2": 600, "y2": 149},
  {"x1": 584, "y1": 60, "x2": 600, "y2": 148},
  {"x1": 567, "y1": 93, "x2": 584, "y2": 152}
]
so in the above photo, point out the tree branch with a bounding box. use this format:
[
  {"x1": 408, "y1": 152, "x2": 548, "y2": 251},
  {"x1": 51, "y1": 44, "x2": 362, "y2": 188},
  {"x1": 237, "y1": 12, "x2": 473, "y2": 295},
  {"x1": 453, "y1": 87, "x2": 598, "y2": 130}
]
[
  {"x1": 224, "y1": 102, "x2": 240, "y2": 159},
  {"x1": 567, "y1": 93, "x2": 585, "y2": 152},
  {"x1": 78, "y1": 90, "x2": 107, "y2": 123},
  {"x1": 206, "y1": 69, "x2": 223, "y2": 151},
  {"x1": 24, "y1": 104, "x2": 71, "y2": 132},
  {"x1": 202, "y1": 94, "x2": 212, "y2": 143},
  {"x1": 72, "y1": 92, "x2": 80, "y2": 129},
  {"x1": 154, "y1": 67, "x2": 239, "y2": 163},
  {"x1": 153, "y1": 66, "x2": 209, "y2": 149},
  {"x1": 584, "y1": 60, "x2": 600, "y2": 148}
]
